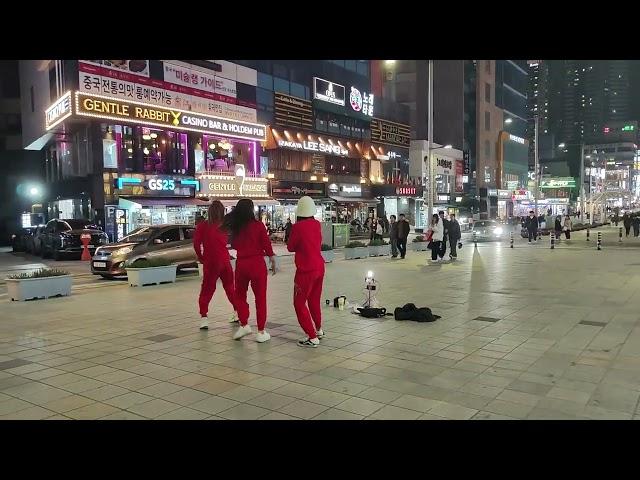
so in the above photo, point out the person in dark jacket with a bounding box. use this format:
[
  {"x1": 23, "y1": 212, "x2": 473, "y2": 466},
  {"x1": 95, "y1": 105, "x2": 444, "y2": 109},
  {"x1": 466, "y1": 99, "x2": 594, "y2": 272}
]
[
  {"x1": 633, "y1": 215, "x2": 640, "y2": 237},
  {"x1": 389, "y1": 215, "x2": 399, "y2": 258},
  {"x1": 397, "y1": 213, "x2": 410, "y2": 259},
  {"x1": 438, "y1": 211, "x2": 450, "y2": 259},
  {"x1": 554, "y1": 216, "x2": 562, "y2": 242},
  {"x1": 526, "y1": 210, "x2": 539, "y2": 243},
  {"x1": 448, "y1": 214, "x2": 461, "y2": 259},
  {"x1": 284, "y1": 218, "x2": 293, "y2": 243},
  {"x1": 623, "y1": 213, "x2": 632, "y2": 237}
]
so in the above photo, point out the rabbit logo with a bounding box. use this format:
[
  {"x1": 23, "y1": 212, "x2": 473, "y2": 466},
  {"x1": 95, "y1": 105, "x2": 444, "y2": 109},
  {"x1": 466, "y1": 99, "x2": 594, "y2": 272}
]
[{"x1": 234, "y1": 164, "x2": 246, "y2": 195}]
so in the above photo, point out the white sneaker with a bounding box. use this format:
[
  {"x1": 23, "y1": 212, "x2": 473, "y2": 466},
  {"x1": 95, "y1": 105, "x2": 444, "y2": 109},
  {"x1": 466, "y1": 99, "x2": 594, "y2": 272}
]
[
  {"x1": 199, "y1": 318, "x2": 209, "y2": 330},
  {"x1": 316, "y1": 329, "x2": 325, "y2": 339},
  {"x1": 229, "y1": 311, "x2": 239, "y2": 323},
  {"x1": 298, "y1": 337, "x2": 320, "y2": 348},
  {"x1": 233, "y1": 324, "x2": 252, "y2": 340},
  {"x1": 255, "y1": 330, "x2": 271, "y2": 343}
]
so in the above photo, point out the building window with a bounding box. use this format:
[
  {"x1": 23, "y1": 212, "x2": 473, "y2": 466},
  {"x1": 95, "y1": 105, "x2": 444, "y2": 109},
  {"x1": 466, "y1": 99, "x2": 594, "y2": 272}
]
[
  {"x1": 290, "y1": 82, "x2": 305, "y2": 99},
  {"x1": 257, "y1": 72, "x2": 273, "y2": 90},
  {"x1": 273, "y1": 77, "x2": 290, "y2": 94},
  {"x1": 485, "y1": 82, "x2": 491, "y2": 103},
  {"x1": 484, "y1": 111, "x2": 490, "y2": 131},
  {"x1": 345, "y1": 60, "x2": 356, "y2": 72},
  {"x1": 484, "y1": 140, "x2": 490, "y2": 159}
]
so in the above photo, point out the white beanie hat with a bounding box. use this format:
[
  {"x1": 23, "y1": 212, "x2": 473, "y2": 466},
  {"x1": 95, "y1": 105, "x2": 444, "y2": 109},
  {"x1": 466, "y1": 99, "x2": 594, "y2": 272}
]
[{"x1": 296, "y1": 196, "x2": 316, "y2": 218}]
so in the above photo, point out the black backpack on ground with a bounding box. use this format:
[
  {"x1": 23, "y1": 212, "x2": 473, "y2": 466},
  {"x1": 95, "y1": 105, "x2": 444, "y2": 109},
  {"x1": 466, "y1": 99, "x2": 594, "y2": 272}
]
[
  {"x1": 394, "y1": 303, "x2": 440, "y2": 322},
  {"x1": 357, "y1": 307, "x2": 388, "y2": 318}
]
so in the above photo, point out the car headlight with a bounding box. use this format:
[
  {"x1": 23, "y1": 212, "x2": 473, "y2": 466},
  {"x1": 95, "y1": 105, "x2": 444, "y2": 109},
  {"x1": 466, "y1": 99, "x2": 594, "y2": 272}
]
[
  {"x1": 494, "y1": 227, "x2": 503, "y2": 235},
  {"x1": 113, "y1": 246, "x2": 134, "y2": 257}
]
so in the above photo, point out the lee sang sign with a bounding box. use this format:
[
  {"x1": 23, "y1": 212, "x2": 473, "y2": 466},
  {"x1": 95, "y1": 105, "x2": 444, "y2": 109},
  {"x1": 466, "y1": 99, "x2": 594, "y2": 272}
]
[{"x1": 277, "y1": 139, "x2": 348, "y2": 157}]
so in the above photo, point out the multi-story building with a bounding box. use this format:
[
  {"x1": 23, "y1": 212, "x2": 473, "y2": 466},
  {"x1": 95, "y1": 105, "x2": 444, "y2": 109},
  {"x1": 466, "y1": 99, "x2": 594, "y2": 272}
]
[{"x1": 20, "y1": 60, "x2": 415, "y2": 243}]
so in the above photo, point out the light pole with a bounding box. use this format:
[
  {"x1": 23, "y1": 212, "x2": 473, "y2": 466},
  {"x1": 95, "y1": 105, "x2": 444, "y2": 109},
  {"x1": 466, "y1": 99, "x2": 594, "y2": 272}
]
[
  {"x1": 427, "y1": 59, "x2": 434, "y2": 220},
  {"x1": 534, "y1": 115, "x2": 539, "y2": 217}
]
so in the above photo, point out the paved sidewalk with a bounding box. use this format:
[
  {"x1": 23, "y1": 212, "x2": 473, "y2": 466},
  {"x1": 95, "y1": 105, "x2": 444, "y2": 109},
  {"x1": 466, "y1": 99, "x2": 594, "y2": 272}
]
[{"x1": 1, "y1": 242, "x2": 640, "y2": 420}]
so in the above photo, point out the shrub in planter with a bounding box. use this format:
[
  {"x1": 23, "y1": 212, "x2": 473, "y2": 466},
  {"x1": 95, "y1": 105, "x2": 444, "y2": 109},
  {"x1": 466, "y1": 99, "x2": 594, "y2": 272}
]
[
  {"x1": 321, "y1": 244, "x2": 334, "y2": 263},
  {"x1": 368, "y1": 239, "x2": 391, "y2": 257},
  {"x1": 411, "y1": 235, "x2": 429, "y2": 251},
  {"x1": 344, "y1": 241, "x2": 368, "y2": 260},
  {"x1": 125, "y1": 258, "x2": 177, "y2": 287},
  {"x1": 6, "y1": 268, "x2": 72, "y2": 301}
]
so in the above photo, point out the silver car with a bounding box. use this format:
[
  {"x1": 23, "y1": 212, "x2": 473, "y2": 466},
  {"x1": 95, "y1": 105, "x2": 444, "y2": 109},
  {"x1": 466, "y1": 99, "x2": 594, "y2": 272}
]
[
  {"x1": 91, "y1": 224, "x2": 198, "y2": 278},
  {"x1": 471, "y1": 220, "x2": 506, "y2": 242}
]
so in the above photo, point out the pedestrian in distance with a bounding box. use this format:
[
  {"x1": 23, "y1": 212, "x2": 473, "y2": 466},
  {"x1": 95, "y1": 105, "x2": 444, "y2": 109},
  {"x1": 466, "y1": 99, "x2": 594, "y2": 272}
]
[
  {"x1": 375, "y1": 219, "x2": 383, "y2": 240},
  {"x1": 563, "y1": 214, "x2": 573, "y2": 240},
  {"x1": 448, "y1": 213, "x2": 462, "y2": 260},
  {"x1": 369, "y1": 218, "x2": 377, "y2": 242},
  {"x1": 438, "y1": 211, "x2": 450, "y2": 259},
  {"x1": 554, "y1": 215, "x2": 563, "y2": 242},
  {"x1": 623, "y1": 213, "x2": 632, "y2": 237},
  {"x1": 397, "y1": 213, "x2": 410, "y2": 259},
  {"x1": 428, "y1": 213, "x2": 445, "y2": 263},
  {"x1": 193, "y1": 201, "x2": 238, "y2": 330},
  {"x1": 224, "y1": 198, "x2": 277, "y2": 343},
  {"x1": 389, "y1": 214, "x2": 399, "y2": 258},
  {"x1": 284, "y1": 218, "x2": 293, "y2": 243},
  {"x1": 526, "y1": 210, "x2": 539, "y2": 243},
  {"x1": 287, "y1": 196, "x2": 325, "y2": 348},
  {"x1": 632, "y1": 215, "x2": 640, "y2": 237}
]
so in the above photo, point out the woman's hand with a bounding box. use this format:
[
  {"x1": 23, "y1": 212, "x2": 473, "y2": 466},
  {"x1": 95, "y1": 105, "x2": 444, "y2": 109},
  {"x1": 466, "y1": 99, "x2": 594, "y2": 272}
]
[{"x1": 269, "y1": 256, "x2": 277, "y2": 275}]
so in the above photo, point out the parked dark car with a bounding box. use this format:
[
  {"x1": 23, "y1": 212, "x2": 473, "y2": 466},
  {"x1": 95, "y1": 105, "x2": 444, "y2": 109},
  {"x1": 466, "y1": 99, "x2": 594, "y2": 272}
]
[
  {"x1": 40, "y1": 219, "x2": 109, "y2": 260},
  {"x1": 11, "y1": 227, "x2": 38, "y2": 252},
  {"x1": 25, "y1": 224, "x2": 46, "y2": 255},
  {"x1": 91, "y1": 224, "x2": 198, "y2": 278}
]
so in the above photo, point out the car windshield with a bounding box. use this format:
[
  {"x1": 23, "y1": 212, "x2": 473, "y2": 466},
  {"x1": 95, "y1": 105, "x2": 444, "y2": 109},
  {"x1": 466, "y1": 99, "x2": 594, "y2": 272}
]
[
  {"x1": 64, "y1": 220, "x2": 100, "y2": 230},
  {"x1": 119, "y1": 227, "x2": 158, "y2": 244},
  {"x1": 474, "y1": 221, "x2": 497, "y2": 228}
]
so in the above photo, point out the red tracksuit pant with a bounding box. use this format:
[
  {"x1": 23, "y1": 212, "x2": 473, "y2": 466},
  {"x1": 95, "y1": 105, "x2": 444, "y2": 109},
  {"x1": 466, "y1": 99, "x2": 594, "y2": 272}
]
[
  {"x1": 293, "y1": 269, "x2": 324, "y2": 339},
  {"x1": 198, "y1": 262, "x2": 236, "y2": 317},
  {"x1": 235, "y1": 256, "x2": 268, "y2": 331}
]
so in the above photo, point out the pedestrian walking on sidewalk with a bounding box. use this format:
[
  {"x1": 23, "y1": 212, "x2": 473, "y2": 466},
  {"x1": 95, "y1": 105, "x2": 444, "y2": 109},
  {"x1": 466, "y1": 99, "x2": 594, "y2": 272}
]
[
  {"x1": 284, "y1": 218, "x2": 292, "y2": 243},
  {"x1": 633, "y1": 215, "x2": 640, "y2": 237},
  {"x1": 438, "y1": 211, "x2": 450, "y2": 259},
  {"x1": 397, "y1": 213, "x2": 410, "y2": 259},
  {"x1": 193, "y1": 201, "x2": 238, "y2": 330},
  {"x1": 428, "y1": 214, "x2": 445, "y2": 263},
  {"x1": 287, "y1": 196, "x2": 325, "y2": 348},
  {"x1": 526, "y1": 210, "x2": 539, "y2": 243},
  {"x1": 554, "y1": 216, "x2": 563, "y2": 242},
  {"x1": 623, "y1": 213, "x2": 632, "y2": 237},
  {"x1": 563, "y1": 215, "x2": 573, "y2": 240},
  {"x1": 389, "y1": 215, "x2": 399, "y2": 258},
  {"x1": 448, "y1": 213, "x2": 461, "y2": 260},
  {"x1": 224, "y1": 199, "x2": 277, "y2": 343}
]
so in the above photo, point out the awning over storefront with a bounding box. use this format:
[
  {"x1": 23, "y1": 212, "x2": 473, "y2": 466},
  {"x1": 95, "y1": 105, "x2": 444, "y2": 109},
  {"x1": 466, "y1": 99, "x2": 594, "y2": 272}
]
[
  {"x1": 330, "y1": 196, "x2": 379, "y2": 205},
  {"x1": 119, "y1": 197, "x2": 209, "y2": 208}
]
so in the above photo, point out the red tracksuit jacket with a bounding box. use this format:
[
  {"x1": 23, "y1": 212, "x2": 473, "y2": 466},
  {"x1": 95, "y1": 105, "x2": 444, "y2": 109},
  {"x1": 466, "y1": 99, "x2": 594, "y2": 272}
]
[
  {"x1": 232, "y1": 220, "x2": 275, "y2": 259},
  {"x1": 193, "y1": 222, "x2": 231, "y2": 265},
  {"x1": 287, "y1": 218, "x2": 325, "y2": 273}
]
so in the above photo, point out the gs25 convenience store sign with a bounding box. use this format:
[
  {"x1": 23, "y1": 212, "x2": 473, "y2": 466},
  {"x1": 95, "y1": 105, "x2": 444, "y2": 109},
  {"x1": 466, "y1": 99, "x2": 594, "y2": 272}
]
[{"x1": 46, "y1": 92, "x2": 266, "y2": 142}]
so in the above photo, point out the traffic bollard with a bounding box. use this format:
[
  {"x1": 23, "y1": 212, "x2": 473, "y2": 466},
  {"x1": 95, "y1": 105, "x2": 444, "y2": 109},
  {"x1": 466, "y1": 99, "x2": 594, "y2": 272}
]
[
  {"x1": 597, "y1": 231, "x2": 602, "y2": 250},
  {"x1": 586, "y1": 228, "x2": 590, "y2": 241},
  {"x1": 473, "y1": 230, "x2": 478, "y2": 247},
  {"x1": 550, "y1": 232, "x2": 555, "y2": 249},
  {"x1": 510, "y1": 231, "x2": 514, "y2": 248},
  {"x1": 619, "y1": 227, "x2": 623, "y2": 243}
]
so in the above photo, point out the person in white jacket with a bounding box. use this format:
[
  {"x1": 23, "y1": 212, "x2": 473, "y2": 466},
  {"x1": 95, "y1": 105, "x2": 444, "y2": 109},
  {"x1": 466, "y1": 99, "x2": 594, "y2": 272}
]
[{"x1": 428, "y1": 214, "x2": 445, "y2": 263}]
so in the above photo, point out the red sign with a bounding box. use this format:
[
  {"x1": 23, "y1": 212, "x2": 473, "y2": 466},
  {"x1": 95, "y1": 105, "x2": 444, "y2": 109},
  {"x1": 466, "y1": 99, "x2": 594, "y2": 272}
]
[
  {"x1": 80, "y1": 232, "x2": 92, "y2": 261},
  {"x1": 455, "y1": 160, "x2": 464, "y2": 193},
  {"x1": 395, "y1": 186, "x2": 416, "y2": 196}
]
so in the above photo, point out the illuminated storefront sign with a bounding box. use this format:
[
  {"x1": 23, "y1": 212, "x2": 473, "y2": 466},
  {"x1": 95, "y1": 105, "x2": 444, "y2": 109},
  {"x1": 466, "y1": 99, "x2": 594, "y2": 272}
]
[
  {"x1": 45, "y1": 92, "x2": 72, "y2": 130},
  {"x1": 115, "y1": 175, "x2": 197, "y2": 197},
  {"x1": 349, "y1": 87, "x2": 374, "y2": 117},
  {"x1": 540, "y1": 177, "x2": 576, "y2": 189},
  {"x1": 277, "y1": 139, "x2": 348, "y2": 157},
  {"x1": 69, "y1": 92, "x2": 267, "y2": 141},
  {"x1": 435, "y1": 157, "x2": 453, "y2": 175},
  {"x1": 313, "y1": 77, "x2": 345, "y2": 106},
  {"x1": 371, "y1": 118, "x2": 410, "y2": 147},
  {"x1": 497, "y1": 189, "x2": 511, "y2": 199},
  {"x1": 196, "y1": 172, "x2": 269, "y2": 198},
  {"x1": 509, "y1": 134, "x2": 526, "y2": 144}
]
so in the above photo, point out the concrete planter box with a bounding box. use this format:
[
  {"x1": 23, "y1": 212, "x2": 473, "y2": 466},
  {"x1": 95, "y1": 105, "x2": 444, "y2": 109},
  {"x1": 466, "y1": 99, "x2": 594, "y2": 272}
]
[
  {"x1": 6, "y1": 275, "x2": 72, "y2": 301},
  {"x1": 410, "y1": 242, "x2": 429, "y2": 252},
  {"x1": 321, "y1": 250, "x2": 335, "y2": 263},
  {"x1": 344, "y1": 247, "x2": 368, "y2": 260},
  {"x1": 127, "y1": 265, "x2": 177, "y2": 287},
  {"x1": 368, "y1": 244, "x2": 391, "y2": 257}
]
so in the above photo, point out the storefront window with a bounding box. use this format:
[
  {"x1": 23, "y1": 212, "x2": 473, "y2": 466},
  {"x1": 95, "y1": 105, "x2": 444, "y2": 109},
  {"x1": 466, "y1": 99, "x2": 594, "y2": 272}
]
[
  {"x1": 326, "y1": 156, "x2": 360, "y2": 176},
  {"x1": 199, "y1": 135, "x2": 256, "y2": 173}
]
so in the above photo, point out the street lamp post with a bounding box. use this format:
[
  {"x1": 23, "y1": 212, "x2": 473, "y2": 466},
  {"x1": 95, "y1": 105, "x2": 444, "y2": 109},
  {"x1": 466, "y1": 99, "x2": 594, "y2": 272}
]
[
  {"x1": 534, "y1": 115, "x2": 539, "y2": 217},
  {"x1": 427, "y1": 59, "x2": 434, "y2": 220}
]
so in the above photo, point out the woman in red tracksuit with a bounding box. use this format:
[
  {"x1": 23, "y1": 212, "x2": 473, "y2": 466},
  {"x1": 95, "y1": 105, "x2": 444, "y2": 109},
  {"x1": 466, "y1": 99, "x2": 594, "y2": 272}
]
[
  {"x1": 287, "y1": 196, "x2": 325, "y2": 347},
  {"x1": 193, "y1": 201, "x2": 237, "y2": 330},
  {"x1": 224, "y1": 198, "x2": 276, "y2": 343}
]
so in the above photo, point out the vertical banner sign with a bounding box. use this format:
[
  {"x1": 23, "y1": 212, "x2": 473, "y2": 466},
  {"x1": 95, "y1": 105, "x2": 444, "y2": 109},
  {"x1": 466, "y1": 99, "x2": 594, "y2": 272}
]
[
  {"x1": 455, "y1": 160, "x2": 464, "y2": 193},
  {"x1": 463, "y1": 150, "x2": 470, "y2": 175}
]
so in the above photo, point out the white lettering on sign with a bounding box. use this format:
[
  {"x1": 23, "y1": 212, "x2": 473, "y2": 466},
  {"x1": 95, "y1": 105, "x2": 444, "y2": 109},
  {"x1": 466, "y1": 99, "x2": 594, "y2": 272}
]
[
  {"x1": 45, "y1": 92, "x2": 72, "y2": 130},
  {"x1": 509, "y1": 134, "x2": 526, "y2": 144},
  {"x1": 148, "y1": 179, "x2": 176, "y2": 191},
  {"x1": 341, "y1": 185, "x2": 361, "y2": 194},
  {"x1": 277, "y1": 139, "x2": 348, "y2": 157},
  {"x1": 314, "y1": 77, "x2": 345, "y2": 106},
  {"x1": 396, "y1": 187, "x2": 416, "y2": 196}
]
